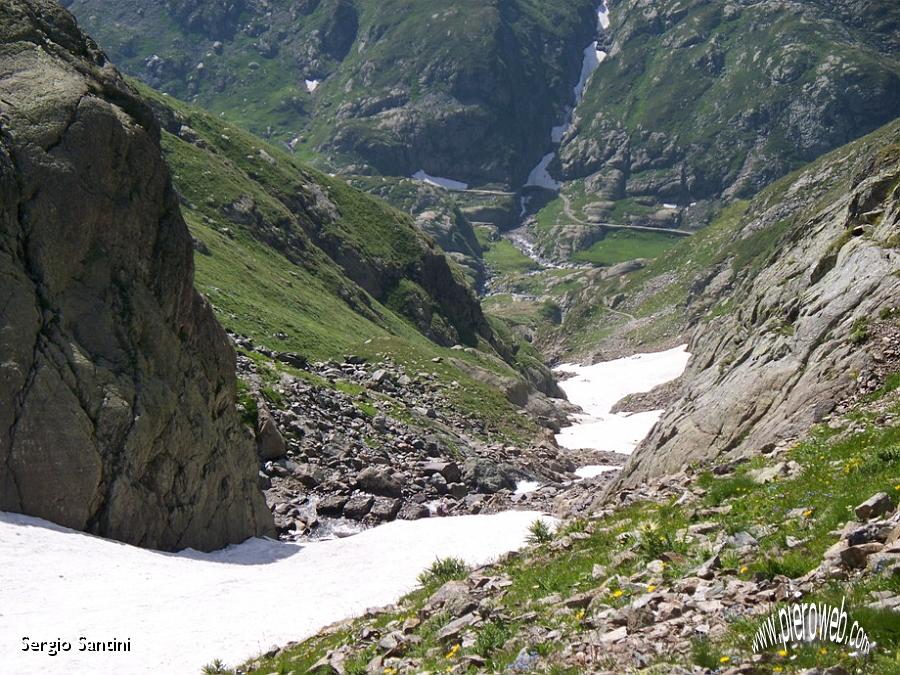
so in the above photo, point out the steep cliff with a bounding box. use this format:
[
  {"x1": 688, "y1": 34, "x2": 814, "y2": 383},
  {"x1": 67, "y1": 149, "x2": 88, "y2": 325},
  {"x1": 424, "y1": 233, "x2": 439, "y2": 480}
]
[
  {"x1": 619, "y1": 119, "x2": 900, "y2": 486},
  {"x1": 0, "y1": 0, "x2": 273, "y2": 550}
]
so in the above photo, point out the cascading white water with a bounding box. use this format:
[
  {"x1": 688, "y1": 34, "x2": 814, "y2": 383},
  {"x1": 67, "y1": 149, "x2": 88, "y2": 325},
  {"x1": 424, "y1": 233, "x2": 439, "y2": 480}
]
[{"x1": 521, "y1": 2, "x2": 611, "y2": 199}]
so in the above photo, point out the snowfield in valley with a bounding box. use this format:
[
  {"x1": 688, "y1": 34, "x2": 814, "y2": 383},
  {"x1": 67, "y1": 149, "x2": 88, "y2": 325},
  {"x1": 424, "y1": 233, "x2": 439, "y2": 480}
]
[
  {"x1": 0, "y1": 510, "x2": 550, "y2": 675},
  {"x1": 411, "y1": 170, "x2": 469, "y2": 191},
  {"x1": 554, "y1": 345, "x2": 691, "y2": 454}
]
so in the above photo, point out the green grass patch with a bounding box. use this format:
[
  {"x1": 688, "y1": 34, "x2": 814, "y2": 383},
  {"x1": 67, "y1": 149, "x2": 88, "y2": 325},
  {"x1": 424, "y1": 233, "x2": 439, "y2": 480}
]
[
  {"x1": 482, "y1": 238, "x2": 539, "y2": 275},
  {"x1": 571, "y1": 229, "x2": 682, "y2": 265}
]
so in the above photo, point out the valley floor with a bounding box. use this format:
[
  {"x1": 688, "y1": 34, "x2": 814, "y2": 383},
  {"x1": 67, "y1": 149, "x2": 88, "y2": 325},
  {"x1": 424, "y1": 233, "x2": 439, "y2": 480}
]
[{"x1": 235, "y1": 374, "x2": 900, "y2": 675}]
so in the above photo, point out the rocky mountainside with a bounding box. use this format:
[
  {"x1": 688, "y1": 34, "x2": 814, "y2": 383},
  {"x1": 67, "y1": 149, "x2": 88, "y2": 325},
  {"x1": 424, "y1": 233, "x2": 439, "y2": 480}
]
[
  {"x1": 63, "y1": 0, "x2": 599, "y2": 186},
  {"x1": 559, "y1": 0, "x2": 900, "y2": 220},
  {"x1": 0, "y1": 0, "x2": 272, "y2": 551},
  {"x1": 620, "y1": 118, "x2": 900, "y2": 486},
  {"x1": 220, "y1": 120, "x2": 900, "y2": 671}
]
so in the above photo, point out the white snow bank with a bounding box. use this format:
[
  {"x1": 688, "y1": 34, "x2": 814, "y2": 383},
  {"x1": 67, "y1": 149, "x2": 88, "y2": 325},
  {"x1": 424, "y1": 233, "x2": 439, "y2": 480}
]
[
  {"x1": 551, "y1": 121, "x2": 570, "y2": 144},
  {"x1": 0, "y1": 510, "x2": 548, "y2": 675},
  {"x1": 514, "y1": 480, "x2": 542, "y2": 495},
  {"x1": 412, "y1": 170, "x2": 469, "y2": 191},
  {"x1": 554, "y1": 345, "x2": 690, "y2": 453},
  {"x1": 598, "y1": 3, "x2": 611, "y2": 30},
  {"x1": 573, "y1": 43, "x2": 606, "y2": 105},
  {"x1": 575, "y1": 464, "x2": 620, "y2": 479},
  {"x1": 305, "y1": 78, "x2": 321, "y2": 93},
  {"x1": 525, "y1": 152, "x2": 561, "y2": 190}
]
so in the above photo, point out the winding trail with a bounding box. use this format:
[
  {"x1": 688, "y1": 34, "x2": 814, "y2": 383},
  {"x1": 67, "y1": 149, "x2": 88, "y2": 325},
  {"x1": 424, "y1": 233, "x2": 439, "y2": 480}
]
[{"x1": 603, "y1": 305, "x2": 638, "y2": 322}]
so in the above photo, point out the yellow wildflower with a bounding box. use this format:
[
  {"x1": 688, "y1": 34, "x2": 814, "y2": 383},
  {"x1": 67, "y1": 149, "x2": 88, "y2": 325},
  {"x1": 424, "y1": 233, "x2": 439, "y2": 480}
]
[
  {"x1": 774, "y1": 667, "x2": 784, "y2": 673},
  {"x1": 802, "y1": 509, "x2": 814, "y2": 517},
  {"x1": 445, "y1": 643, "x2": 460, "y2": 659},
  {"x1": 778, "y1": 649, "x2": 788, "y2": 657},
  {"x1": 819, "y1": 647, "x2": 828, "y2": 655},
  {"x1": 719, "y1": 655, "x2": 730, "y2": 664},
  {"x1": 611, "y1": 589, "x2": 624, "y2": 598},
  {"x1": 575, "y1": 609, "x2": 586, "y2": 621},
  {"x1": 647, "y1": 585, "x2": 657, "y2": 593},
  {"x1": 739, "y1": 565, "x2": 749, "y2": 574}
]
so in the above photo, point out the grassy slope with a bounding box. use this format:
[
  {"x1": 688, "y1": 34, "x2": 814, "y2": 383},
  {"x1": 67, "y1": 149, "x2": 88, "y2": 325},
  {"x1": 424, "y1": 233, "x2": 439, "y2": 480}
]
[
  {"x1": 571, "y1": 229, "x2": 682, "y2": 266},
  {"x1": 136, "y1": 84, "x2": 542, "y2": 443},
  {"x1": 569, "y1": 0, "x2": 900, "y2": 193}
]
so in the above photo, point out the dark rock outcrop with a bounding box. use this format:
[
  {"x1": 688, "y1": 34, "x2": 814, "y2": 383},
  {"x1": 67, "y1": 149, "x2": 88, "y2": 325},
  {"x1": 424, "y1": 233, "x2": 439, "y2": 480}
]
[
  {"x1": 0, "y1": 0, "x2": 273, "y2": 551},
  {"x1": 65, "y1": 0, "x2": 600, "y2": 186}
]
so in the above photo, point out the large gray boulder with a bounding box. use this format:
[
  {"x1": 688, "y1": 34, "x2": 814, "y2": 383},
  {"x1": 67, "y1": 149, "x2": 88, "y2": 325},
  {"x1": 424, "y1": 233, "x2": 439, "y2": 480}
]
[{"x1": 0, "y1": 0, "x2": 273, "y2": 551}]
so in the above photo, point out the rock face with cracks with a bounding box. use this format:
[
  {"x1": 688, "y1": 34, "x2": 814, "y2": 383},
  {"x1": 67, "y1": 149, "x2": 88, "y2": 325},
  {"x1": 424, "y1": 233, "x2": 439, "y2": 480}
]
[
  {"x1": 619, "y1": 120, "x2": 900, "y2": 486},
  {"x1": 0, "y1": 0, "x2": 273, "y2": 551}
]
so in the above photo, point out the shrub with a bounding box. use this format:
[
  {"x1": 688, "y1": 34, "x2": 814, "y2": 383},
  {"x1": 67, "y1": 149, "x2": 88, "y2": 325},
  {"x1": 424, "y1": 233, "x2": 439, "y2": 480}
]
[
  {"x1": 475, "y1": 620, "x2": 513, "y2": 657},
  {"x1": 418, "y1": 557, "x2": 470, "y2": 588},
  {"x1": 690, "y1": 638, "x2": 721, "y2": 670},
  {"x1": 849, "y1": 317, "x2": 870, "y2": 344},
  {"x1": 526, "y1": 519, "x2": 554, "y2": 545},
  {"x1": 636, "y1": 521, "x2": 683, "y2": 562},
  {"x1": 202, "y1": 660, "x2": 230, "y2": 675}
]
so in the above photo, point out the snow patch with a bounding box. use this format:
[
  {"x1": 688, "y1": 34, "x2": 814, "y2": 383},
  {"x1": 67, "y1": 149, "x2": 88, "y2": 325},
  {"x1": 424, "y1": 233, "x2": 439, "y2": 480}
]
[
  {"x1": 522, "y1": 2, "x2": 611, "y2": 194},
  {"x1": 550, "y1": 107, "x2": 573, "y2": 143},
  {"x1": 575, "y1": 465, "x2": 620, "y2": 479},
  {"x1": 305, "y1": 79, "x2": 321, "y2": 93},
  {"x1": 0, "y1": 510, "x2": 550, "y2": 674},
  {"x1": 514, "y1": 480, "x2": 542, "y2": 496},
  {"x1": 572, "y1": 4, "x2": 611, "y2": 105},
  {"x1": 574, "y1": 43, "x2": 606, "y2": 105},
  {"x1": 598, "y1": 3, "x2": 611, "y2": 30},
  {"x1": 554, "y1": 345, "x2": 691, "y2": 453},
  {"x1": 412, "y1": 170, "x2": 469, "y2": 191},
  {"x1": 525, "y1": 153, "x2": 561, "y2": 191},
  {"x1": 663, "y1": 203, "x2": 679, "y2": 209}
]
